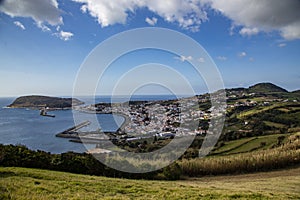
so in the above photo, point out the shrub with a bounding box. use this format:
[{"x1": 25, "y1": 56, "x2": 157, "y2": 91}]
[{"x1": 163, "y1": 163, "x2": 182, "y2": 180}]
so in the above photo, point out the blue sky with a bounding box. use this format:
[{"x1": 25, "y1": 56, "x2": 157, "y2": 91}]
[{"x1": 0, "y1": 0, "x2": 300, "y2": 97}]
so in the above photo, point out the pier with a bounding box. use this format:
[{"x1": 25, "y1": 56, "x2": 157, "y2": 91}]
[
  {"x1": 55, "y1": 120, "x2": 119, "y2": 143},
  {"x1": 56, "y1": 121, "x2": 91, "y2": 138}
]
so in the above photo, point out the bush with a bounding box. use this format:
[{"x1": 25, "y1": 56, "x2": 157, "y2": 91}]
[{"x1": 163, "y1": 163, "x2": 182, "y2": 180}]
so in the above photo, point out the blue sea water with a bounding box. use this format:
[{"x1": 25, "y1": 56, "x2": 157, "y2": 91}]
[{"x1": 0, "y1": 95, "x2": 178, "y2": 153}]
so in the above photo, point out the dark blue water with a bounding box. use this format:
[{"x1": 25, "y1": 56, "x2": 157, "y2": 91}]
[{"x1": 0, "y1": 95, "x2": 178, "y2": 153}]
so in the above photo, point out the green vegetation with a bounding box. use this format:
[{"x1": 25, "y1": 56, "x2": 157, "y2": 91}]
[
  {"x1": 248, "y1": 82, "x2": 288, "y2": 93},
  {"x1": 8, "y1": 95, "x2": 84, "y2": 109},
  {"x1": 1, "y1": 82, "x2": 300, "y2": 198},
  {"x1": 212, "y1": 137, "x2": 257, "y2": 155},
  {"x1": 1, "y1": 133, "x2": 299, "y2": 181},
  {"x1": 1, "y1": 166, "x2": 299, "y2": 199},
  {"x1": 0, "y1": 144, "x2": 161, "y2": 180},
  {"x1": 180, "y1": 133, "x2": 300, "y2": 177},
  {"x1": 237, "y1": 104, "x2": 283, "y2": 119},
  {"x1": 213, "y1": 134, "x2": 289, "y2": 155},
  {"x1": 263, "y1": 121, "x2": 286, "y2": 129}
]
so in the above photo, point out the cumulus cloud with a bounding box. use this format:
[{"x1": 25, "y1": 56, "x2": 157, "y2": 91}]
[
  {"x1": 202, "y1": 0, "x2": 300, "y2": 40},
  {"x1": 14, "y1": 21, "x2": 25, "y2": 30},
  {"x1": 73, "y1": 0, "x2": 208, "y2": 31},
  {"x1": 175, "y1": 55, "x2": 193, "y2": 62},
  {"x1": 55, "y1": 30, "x2": 74, "y2": 41},
  {"x1": 145, "y1": 17, "x2": 158, "y2": 26},
  {"x1": 216, "y1": 56, "x2": 227, "y2": 61},
  {"x1": 0, "y1": 0, "x2": 62, "y2": 30},
  {"x1": 238, "y1": 52, "x2": 247, "y2": 57}
]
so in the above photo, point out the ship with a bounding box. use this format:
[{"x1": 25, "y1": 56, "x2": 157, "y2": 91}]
[{"x1": 40, "y1": 107, "x2": 55, "y2": 118}]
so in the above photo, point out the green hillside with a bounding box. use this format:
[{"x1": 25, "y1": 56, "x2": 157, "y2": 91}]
[
  {"x1": 212, "y1": 134, "x2": 288, "y2": 156},
  {"x1": 1, "y1": 167, "x2": 299, "y2": 200},
  {"x1": 248, "y1": 82, "x2": 288, "y2": 93}
]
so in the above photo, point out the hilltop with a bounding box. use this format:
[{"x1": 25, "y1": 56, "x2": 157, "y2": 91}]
[
  {"x1": 8, "y1": 95, "x2": 84, "y2": 109},
  {"x1": 248, "y1": 82, "x2": 288, "y2": 93}
]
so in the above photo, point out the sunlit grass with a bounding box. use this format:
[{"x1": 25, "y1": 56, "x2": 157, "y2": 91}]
[
  {"x1": 213, "y1": 137, "x2": 255, "y2": 155},
  {"x1": 1, "y1": 167, "x2": 299, "y2": 199}
]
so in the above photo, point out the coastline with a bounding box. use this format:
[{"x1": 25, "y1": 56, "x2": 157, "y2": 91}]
[{"x1": 7, "y1": 106, "x2": 73, "y2": 110}]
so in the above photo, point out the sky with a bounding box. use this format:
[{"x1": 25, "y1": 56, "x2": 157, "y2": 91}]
[{"x1": 0, "y1": 0, "x2": 300, "y2": 97}]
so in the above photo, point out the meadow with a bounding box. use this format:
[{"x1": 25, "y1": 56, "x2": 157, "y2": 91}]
[{"x1": 1, "y1": 166, "x2": 299, "y2": 199}]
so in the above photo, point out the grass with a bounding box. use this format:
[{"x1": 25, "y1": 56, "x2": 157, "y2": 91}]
[
  {"x1": 0, "y1": 166, "x2": 300, "y2": 199},
  {"x1": 228, "y1": 134, "x2": 286, "y2": 154},
  {"x1": 237, "y1": 102, "x2": 300, "y2": 119},
  {"x1": 212, "y1": 137, "x2": 255, "y2": 155},
  {"x1": 180, "y1": 133, "x2": 300, "y2": 177},
  {"x1": 237, "y1": 104, "x2": 279, "y2": 119},
  {"x1": 263, "y1": 121, "x2": 286, "y2": 129},
  {"x1": 212, "y1": 134, "x2": 288, "y2": 155},
  {"x1": 277, "y1": 106, "x2": 300, "y2": 112}
]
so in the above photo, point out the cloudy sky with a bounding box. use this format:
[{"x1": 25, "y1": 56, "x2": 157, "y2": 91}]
[{"x1": 0, "y1": 0, "x2": 300, "y2": 97}]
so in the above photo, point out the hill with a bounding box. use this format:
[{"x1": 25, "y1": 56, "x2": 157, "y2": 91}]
[
  {"x1": 248, "y1": 82, "x2": 288, "y2": 93},
  {"x1": 8, "y1": 95, "x2": 84, "y2": 109},
  {"x1": 292, "y1": 90, "x2": 300, "y2": 94},
  {"x1": 0, "y1": 167, "x2": 299, "y2": 199}
]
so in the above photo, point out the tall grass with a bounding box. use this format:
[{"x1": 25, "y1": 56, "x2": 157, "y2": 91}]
[{"x1": 179, "y1": 133, "x2": 300, "y2": 176}]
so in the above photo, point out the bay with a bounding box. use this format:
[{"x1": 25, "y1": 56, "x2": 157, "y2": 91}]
[{"x1": 0, "y1": 95, "x2": 178, "y2": 153}]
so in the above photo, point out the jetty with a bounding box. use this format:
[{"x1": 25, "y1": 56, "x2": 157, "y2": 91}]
[
  {"x1": 55, "y1": 110, "x2": 133, "y2": 144},
  {"x1": 56, "y1": 121, "x2": 115, "y2": 143},
  {"x1": 56, "y1": 121, "x2": 91, "y2": 138}
]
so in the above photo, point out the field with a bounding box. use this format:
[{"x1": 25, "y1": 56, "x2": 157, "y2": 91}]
[
  {"x1": 212, "y1": 134, "x2": 288, "y2": 155},
  {"x1": 1, "y1": 167, "x2": 300, "y2": 200}
]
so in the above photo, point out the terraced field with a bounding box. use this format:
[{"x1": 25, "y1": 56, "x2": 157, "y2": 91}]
[{"x1": 212, "y1": 134, "x2": 288, "y2": 156}]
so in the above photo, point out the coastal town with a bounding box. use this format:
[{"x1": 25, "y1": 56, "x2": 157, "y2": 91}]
[
  {"x1": 72, "y1": 96, "x2": 211, "y2": 142},
  {"x1": 57, "y1": 83, "x2": 300, "y2": 149}
]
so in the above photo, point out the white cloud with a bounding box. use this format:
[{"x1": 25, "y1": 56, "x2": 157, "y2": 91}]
[
  {"x1": 14, "y1": 21, "x2": 25, "y2": 30},
  {"x1": 202, "y1": 0, "x2": 300, "y2": 40},
  {"x1": 55, "y1": 30, "x2": 74, "y2": 41},
  {"x1": 198, "y1": 57, "x2": 205, "y2": 63},
  {"x1": 249, "y1": 57, "x2": 254, "y2": 62},
  {"x1": 238, "y1": 52, "x2": 247, "y2": 57},
  {"x1": 38, "y1": 24, "x2": 51, "y2": 32},
  {"x1": 281, "y1": 23, "x2": 300, "y2": 40},
  {"x1": 239, "y1": 27, "x2": 259, "y2": 37},
  {"x1": 229, "y1": 25, "x2": 235, "y2": 36},
  {"x1": 0, "y1": 0, "x2": 63, "y2": 30},
  {"x1": 73, "y1": 0, "x2": 208, "y2": 31},
  {"x1": 145, "y1": 17, "x2": 158, "y2": 26},
  {"x1": 174, "y1": 55, "x2": 193, "y2": 62},
  {"x1": 278, "y1": 43, "x2": 287, "y2": 48},
  {"x1": 216, "y1": 56, "x2": 227, "y2": 61}
]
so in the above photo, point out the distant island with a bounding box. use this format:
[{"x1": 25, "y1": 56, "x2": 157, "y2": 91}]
[{"x1": 8, "y1": 95, "x2": 84, "y2": 109}]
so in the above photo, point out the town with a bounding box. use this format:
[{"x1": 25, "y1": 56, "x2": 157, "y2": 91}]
[{"x1": 68, "y1": 83, "x2": 300, "y2": 150}]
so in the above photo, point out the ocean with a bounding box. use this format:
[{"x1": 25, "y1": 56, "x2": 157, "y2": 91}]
[{"x1": 0, "y1": 95, "x2": 178, "y2": 153}]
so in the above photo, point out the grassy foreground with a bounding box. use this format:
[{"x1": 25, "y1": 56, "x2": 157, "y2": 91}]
[{"x1": 1, "y1": 167, "x2": 299, "y2": 200}]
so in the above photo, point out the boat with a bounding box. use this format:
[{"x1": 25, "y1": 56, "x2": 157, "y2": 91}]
[{"x1": 40, "y1": 107, "x2": 55, "y2": 118}]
